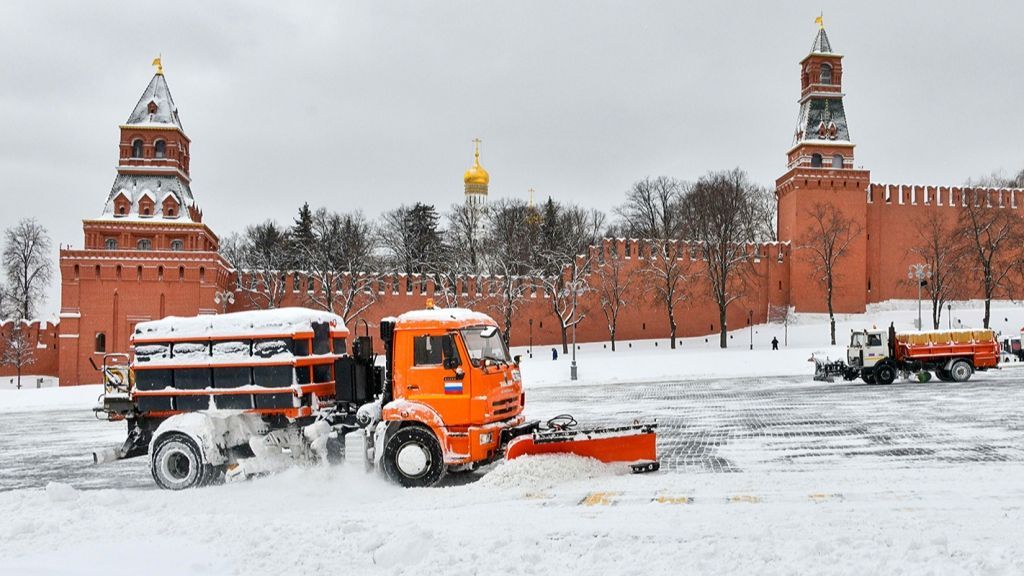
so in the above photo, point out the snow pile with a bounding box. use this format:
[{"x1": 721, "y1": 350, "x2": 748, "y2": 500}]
[{"x1": 476, "y1": 454, "x2": 623, "y2": 492}]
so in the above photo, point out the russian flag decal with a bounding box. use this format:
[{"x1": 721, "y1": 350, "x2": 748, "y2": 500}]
[{"x1": 444, "y1": 382, "x2": 463, "y2": 395}]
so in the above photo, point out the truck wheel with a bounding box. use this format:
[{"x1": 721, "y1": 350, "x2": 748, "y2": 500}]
[
  {"x1": 874, "y1": 363, "x2": 897, "y2": 385},
  {"x1": 151, "y1": 433, "x2": 213, "y2": 490},
  {"x1": 949, "y1": 360, "x2": 973, "y2": 382},
  {"x1": 382, "y1": 426, "x2": 446, "y2": 488},
  {"x1": 936, "y1": 369, "x2": 953, "y2": 382},
  {"x1": 860, "y1": 370, "x2": 876, "y2": 385}
]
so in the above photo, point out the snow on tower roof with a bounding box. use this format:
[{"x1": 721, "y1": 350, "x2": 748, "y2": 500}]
[
  {"x1": 126, "y1": 73, "x2": 183, "y2": 130},
  {"x1": 810, "y1": 27, "x2": 833, "y2": 54},
  {"x1": 100, "y1": 174, "x2": 196, "y2": 220}
]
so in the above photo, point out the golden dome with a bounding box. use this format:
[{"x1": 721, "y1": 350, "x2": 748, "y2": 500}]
[{"x1": 463, "y1": 139, "x2": 489, "y2": 186}]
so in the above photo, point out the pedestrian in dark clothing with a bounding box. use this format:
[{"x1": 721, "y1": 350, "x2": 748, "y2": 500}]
[
  {"x1": 771, "y1": 337, "x2": 779, "y2": 350},
  {"x1": 551, "y1": 348, "x2": 558, "y2": 361}
]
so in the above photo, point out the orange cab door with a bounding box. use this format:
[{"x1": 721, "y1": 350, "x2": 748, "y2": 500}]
[{"x1": 397, "y1": 332, "x2": 471, "y2": 426}]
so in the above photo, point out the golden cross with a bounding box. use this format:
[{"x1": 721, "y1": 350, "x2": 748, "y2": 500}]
[
  {"x1": 529, "y1": 188, "x2": 535, "y2": 207},
  {"x1": 472, "y1": 138, "x2": 482, "y2": 159}
]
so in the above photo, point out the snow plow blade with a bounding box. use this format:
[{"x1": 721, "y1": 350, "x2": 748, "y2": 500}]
[{"x1": 505, "y1": 422, "x2": 659, "y2": 473}]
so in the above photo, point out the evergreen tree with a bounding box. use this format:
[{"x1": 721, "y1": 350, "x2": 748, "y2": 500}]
[{"x1": 290, "y1": 202, "x2": 315, "y2": 269}]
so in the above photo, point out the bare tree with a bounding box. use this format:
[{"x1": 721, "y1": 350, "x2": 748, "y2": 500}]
[
  {"x1": 0, "y1": 282, "x2": 9, "y2": 320},
  {"x1": 539, "y1": 205, "x2": 605, "y2": 354},
  {"x1": 680, "y1": 169, "x2": 759, "y2": 348},
  {"x1": 447, "y1": 202, "x2": 488, "y2": 275},
  {"x1": 643, "y1": 239, "x2": 692, "y2": 348},
  {"x1": 1, "y1": 325, "x2": 36, "y2": 390},
  {"x1": 594, "y1": 243, "x2": 633, "y2": 351},
  {"x1": 299, "y1": 209, "x2": 380, "y2": 323},
  {"x1": 768, "y1": 304, "x2": 797, "y2": 347},
  {"x1": 909, "y1": 214, "x2": 966, "y2": 329},
  {"x1": 615, "y1": 176, "x2": 685, "y2": 239},
  {"x1": 227, "y1": 221, "x2": 292, "y2": 310},
  {"x1": 799, "y1": 202, "x2": 862, "y2": 345},
  {"x1": 2, "y1": 218, "x2": 53, "y2": 321},
  {"x1": 956, "y1": 188, "x2": 1022, "y2": 328},
  {"x1": 484, "y1": 199, "x2": 540, "y2": 345},
  {"x1": 746, "y1": 184, "x2": 778, "y2": 242}
]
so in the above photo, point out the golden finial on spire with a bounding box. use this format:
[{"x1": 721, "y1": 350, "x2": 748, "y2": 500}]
[
  {"x1": 151, "y1": 55, "x2": 164, "y2": 75},
  {"x1": 815, "y1": 12, "x2": 824, "y2": 29},
  {"x1": 528, "y1": 187, "x2": 535, "y2": 207},
  {"x1": 472, "y1": 137, "x2": 482, "y2": 162}
]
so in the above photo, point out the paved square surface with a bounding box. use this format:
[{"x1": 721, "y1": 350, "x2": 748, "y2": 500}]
[{"x1": 2, "y1": 370, "x2": 1022, "y2": 491}]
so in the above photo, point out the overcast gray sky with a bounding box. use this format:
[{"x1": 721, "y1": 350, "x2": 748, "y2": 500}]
[{"x1": 1, "y1": 1, "x2": 1022, "y2": 317}]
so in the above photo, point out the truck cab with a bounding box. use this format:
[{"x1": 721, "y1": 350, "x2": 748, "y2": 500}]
[
  {"x1": 375, "y1": 306, "x2": 527, "y2": 486},
  {"x1": 847, "y1": 329, "x2": 889, "y2": 369}
]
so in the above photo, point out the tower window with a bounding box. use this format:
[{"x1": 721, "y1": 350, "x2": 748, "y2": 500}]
[
  {"x1": 170, "y1": 239, "x2": 184, "y2": 251},
  {"x1": 811, "y1": 153, "x2": 823, "y2": 167},
  {"x1": 137, "y1": 238, "x2": 152, "y2": 250},
  {"x1": 105, "y1": 238, "x2": 118, "y2": 250},
  {"x1": 95, "y1": 333, "x2": 106, "y2": 353},
  {"x1": 820, "y1": 63, "x2": 833, "y2": 85},
  {"x1": 131, "y1": 139, "x2": 144, "y2": 158},
  {"x1": 832, "y1": 154, "x2": 844, "y2": 168},
  {"x1": 154, "y1": 140, "x2": 166, "y2": 158}
]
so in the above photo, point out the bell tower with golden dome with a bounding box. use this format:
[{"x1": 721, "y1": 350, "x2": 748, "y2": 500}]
[{"x1": 463, "y1": 138, "x2": 489, "y2": 206}]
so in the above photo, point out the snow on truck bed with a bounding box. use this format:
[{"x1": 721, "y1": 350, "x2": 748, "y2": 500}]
[{"x1": 132, "y1": 307, "x2": 347, "y2": 340}]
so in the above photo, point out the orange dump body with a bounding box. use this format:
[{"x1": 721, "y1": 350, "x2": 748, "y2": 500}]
[{"x1": 894, "y1": 329, "x2": 999, "y2": 369}]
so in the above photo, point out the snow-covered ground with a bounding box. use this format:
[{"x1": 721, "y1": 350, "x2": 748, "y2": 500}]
[
  {"x1": 514, "y1": 299, "x2": 1024, "y2": 387},
  {"x1": 0, "y1": 300, "x2": 1023, "y2": 575}
]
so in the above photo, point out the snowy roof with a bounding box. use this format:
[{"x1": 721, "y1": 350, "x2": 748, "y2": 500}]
[
  {"x1": 101, "y1": 174, "x2": 195, "y2": 220},
  {"x1": 133, "y1": 307, "x2": 348, "y2": 342},
  {"x1": 126, "y1": 74, "x2": 183, "y2": 130},
  {"x1": 793, "y1": 96, "x2": 851, "y2": 145},
  {"x1": 395, "y1": 308, "x2": 497, "y2": 330},
  {"x1": 810, "y1": 28, "x2": 833, "y2": 54}
]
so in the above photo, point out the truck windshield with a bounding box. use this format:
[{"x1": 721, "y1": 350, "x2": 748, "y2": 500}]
[
  {"x1": 851, "y1": 333, "x2": 866, "y2": 347},
  {"x1": 461, "y1": 326, "x2": 510, "y2": 367}
]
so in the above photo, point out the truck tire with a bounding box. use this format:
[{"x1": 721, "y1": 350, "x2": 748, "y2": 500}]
[
  {"x1": 382, "y1": 426, "x2": 446, "y2": 488},
  {"x1": 151, "y1": 432, "x2": 215, "y2": 490},
  {"x1": 936, "y1": 369, "x2": 953, "y2": 382},
  {"x1": 949, "y1": 360, "x2": 973, "y2": 383},
  {"x1": 874, "y1": 363, "x2": 897, "y2": 386},
  {"x1": 860, "y1": 369, "x2": 876, "y2": 385}
]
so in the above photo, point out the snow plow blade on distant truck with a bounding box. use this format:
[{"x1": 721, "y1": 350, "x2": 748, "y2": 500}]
[
  {"x1": 814, "y1": 325, "x2": 999, "y2": 385},
  {"x1": 93, "y1": 305, "x2": 657, "y2": 489}
]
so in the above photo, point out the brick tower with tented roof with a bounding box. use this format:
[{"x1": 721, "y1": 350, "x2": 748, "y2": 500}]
[{"x1": 57, "y1": 62, "x2": 231, "y2": 385}]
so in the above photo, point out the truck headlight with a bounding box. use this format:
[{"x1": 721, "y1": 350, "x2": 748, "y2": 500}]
[{"x1": 479, "y1": 432, "x2": 493, "y2": 445}]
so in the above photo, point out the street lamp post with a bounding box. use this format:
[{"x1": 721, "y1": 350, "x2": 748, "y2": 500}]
[
  {"x1": 907, "y1": 263, "x2": 929, "y2": 330},
  {"x1": 947, "y1": 303, "x2": 952, "y2": 330},
  {"x1": 570, "y1": 322, "x2": 578, "y2": 381},
  {"x1": 213, "y1": 290, "x2": 235, "y2": 314},
  {"x1": 529, "y1": 319, "x2": 533, "y2": 359},
  {"x1": 748, "y1": 310, "x2": 753, "y2": 350}
]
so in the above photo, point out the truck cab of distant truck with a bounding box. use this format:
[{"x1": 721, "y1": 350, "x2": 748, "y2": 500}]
[{"x1": 847, "y1": 330, "x2": 888, "y2": 370}]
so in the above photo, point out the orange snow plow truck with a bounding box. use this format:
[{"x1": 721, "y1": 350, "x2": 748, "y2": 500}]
[
  {"x1": 93, "y1": 305, "x2": 658, "y2": 489},
  {"x1": 814, "y1": 325, "x2": 999, "y2": 385}
]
